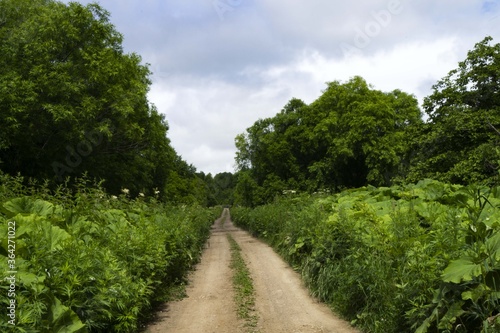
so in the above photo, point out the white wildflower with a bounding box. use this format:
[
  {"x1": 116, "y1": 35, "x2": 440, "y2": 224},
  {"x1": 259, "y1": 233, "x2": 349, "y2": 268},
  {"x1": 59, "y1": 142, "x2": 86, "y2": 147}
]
[{"x1": 121, "y1": 188, "x2": 129, "y2": 195}]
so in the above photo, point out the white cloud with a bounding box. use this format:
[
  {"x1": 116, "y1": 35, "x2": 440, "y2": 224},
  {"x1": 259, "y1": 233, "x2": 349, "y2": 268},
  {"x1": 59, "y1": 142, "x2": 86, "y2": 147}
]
[
  {"x1": 148, "y1": 75, "x2": 293, "y2": 174},
  {"x1": 293, "y1": 37, "x2": 461, "y2": 104},
  {"x1": 62, "y1": 0, "x2": 500, "y2": 174},
  {"x1": 148, "y1": 38, "x2": 463, "y2": 174}
]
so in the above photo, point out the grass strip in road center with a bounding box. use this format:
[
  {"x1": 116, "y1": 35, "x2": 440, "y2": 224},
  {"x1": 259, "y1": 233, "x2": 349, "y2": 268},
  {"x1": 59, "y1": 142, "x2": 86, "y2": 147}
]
[{"x1": 227, "y1": 234, "x2": 259, "y2": 332}]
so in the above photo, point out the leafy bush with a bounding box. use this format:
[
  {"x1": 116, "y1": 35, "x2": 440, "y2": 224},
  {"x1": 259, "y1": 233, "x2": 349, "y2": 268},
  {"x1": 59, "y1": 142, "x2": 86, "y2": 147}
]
[
  {"x1": 231, "y1": 179, "x2": 500, "y2": 333},
  {"x1": 0, "y1": 174, "x2": 218, "y2": 332}
]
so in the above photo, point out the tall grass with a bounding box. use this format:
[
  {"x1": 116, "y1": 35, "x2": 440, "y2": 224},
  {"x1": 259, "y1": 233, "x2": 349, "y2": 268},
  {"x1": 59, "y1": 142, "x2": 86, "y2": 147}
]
[
  {"x1": 231, "y1": 180, "x2": 500, "y2": 333},
  {"x1": 0, "y1": 173, "x2": 220, "y2": 332}
]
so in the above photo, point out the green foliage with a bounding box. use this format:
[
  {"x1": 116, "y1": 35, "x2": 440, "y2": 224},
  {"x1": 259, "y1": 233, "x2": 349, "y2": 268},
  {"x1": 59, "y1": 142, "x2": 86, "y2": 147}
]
[
  {"x1": 227, "y1": 234, "x2": 259, "y2": 331},
  {"x1": 416, "y1": 187, "x2": 500, "y2": 333},
  {"x1": 233, "y1": 36, "x2": 500, "y2": 206},
  {"x1": 407, "y1": 36, "x2": 500, "y2": 184},
  {"x1": 0, "y1": 174, "x2": 218, "y2": 332},
  {"x1": 231, "y1": 180, "x2": 500, "y2": 333},
  {"x1": 198, "y1": 172, "x2": 237, "y2": 206},
  {"x1": 0, "y1": 0, "x2": 205, "y2": 203},
  {"x1": 234, "y1": 77, "x2": 421, "y2": 205}
]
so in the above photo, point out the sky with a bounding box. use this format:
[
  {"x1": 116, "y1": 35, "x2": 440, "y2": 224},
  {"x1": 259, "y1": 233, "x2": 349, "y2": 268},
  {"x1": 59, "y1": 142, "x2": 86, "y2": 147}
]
[{"x1": 62, "y1": 0, "x2": 500, "y2": 175}]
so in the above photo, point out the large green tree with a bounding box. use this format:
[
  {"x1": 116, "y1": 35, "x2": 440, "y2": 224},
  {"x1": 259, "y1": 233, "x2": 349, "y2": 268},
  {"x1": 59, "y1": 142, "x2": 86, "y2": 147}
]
[
  {"x1": 234, "y1": 77, "x2": 421, "y2": 205},
  {"x1": 211, "y1": 172, "x2": 237, "y2": 205},
  {"x1": 0, "y1": 0, "x2": 200, "y2": 201},
  {"x1": 407, "y1": 36, "x2": 500, "y2": 184},
  {"x1": 306, "y1": 77, "x2": 421, "y2": 188}
]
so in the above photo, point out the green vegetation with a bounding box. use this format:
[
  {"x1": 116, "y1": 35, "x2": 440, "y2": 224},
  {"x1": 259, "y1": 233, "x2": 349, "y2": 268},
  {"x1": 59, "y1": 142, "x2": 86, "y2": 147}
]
[
  {"x1": 231, "y1": 180, "x2": 500, "y2": 333},
  {"x1": 1, "y1": 0, "x2": 499, "y2": 331},
  {"x1": 229, "y1": 35, "x2": 500, "y2": 332},
  {"x1": 233, "y1": 37, "x2": 500, "y2": 206},
  {"x1": 227, "y1": 234, "x2": 259, "y2": 332},
  {"x1": 0, "y1": 173, "x2": 219, "y2": 332},
  {"x1": 407, "y1": 37, "x2": 500, "y2": 185},
  {"x1": 199, "y1": 172, "x2": 237, "y2": 207},
  {"x1": 234, "y1": 76, "x2": 422, "y2": 206},
  {"x1": 0, "y1": 1, "x2": 232, "y2": 331},
  {"x1": 0, "y1": 0, "x2": 221, "y2": 204}
]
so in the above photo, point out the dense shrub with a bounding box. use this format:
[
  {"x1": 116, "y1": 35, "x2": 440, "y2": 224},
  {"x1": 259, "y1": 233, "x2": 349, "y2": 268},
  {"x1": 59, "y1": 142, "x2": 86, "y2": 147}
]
[
  {"x1": 231, "y1": 179, "x2": 500, "y2": 333},
  {"x1": 0, "y1": 174, "x2": 219, "y2": 332}
]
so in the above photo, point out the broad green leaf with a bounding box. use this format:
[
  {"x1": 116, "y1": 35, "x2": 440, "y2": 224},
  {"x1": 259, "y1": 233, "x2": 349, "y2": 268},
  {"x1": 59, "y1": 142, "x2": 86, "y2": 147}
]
[
  {"x1": 437, "y1": 301, "x2": 465, "y2": 330},
  {"x1": 483, "y1": 210, "x2": 500, "y2": 229},
  {"x1": 17, "y1": 271, "x2": 45, "y2": 286},
  {"x1": 44, "y1": 224, "x2": 71, "y2": 251},
  {"x1": 442, "y1": 257, "x2": 482, "y2": 283},
  {"x1": 12, "y1": 216, "x2": 71, "y2": 251},
  {"x1": 2, "y1": 197, "x2": 33, "y2": 217},
  {"x1": 486, "y1": 231, "x2": 500, "y2": 261},
  {"x1": 48, "y1": 297, "x2": 87, "y2": 333},
  {"x1": 13, "y1": 214, "x2": 39, "y2": 238},
  {"x1": 2, "y1": 197, "x2": 54, "y2": 217},
  {"x1": 415, "y1": 317, "x2": 431, "y2": 333},
  {"x1": 31, "y1": 199, "x2": 55, "y2": 216},
  {"x1": 462, "y1": 284, "x2": 488, "y2": 302}
]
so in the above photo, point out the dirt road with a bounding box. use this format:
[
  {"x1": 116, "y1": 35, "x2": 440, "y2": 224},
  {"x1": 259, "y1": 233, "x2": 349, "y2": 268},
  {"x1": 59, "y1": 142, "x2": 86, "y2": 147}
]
[{"x1": 145, "y1": 209, "x2": 359, "y2": 333}]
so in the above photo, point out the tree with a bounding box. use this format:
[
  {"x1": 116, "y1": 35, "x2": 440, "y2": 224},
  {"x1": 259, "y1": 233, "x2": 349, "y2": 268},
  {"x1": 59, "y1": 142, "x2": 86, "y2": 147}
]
[
  {"x1": 407, "y1": 36, "x2": 500, "y2": 184},
  {"x1": 313, "y1": 79, "x2": 421, "y2": 188},
  {"x1": 234, "y1": 77, "x2": 421, "y2": 205},
  {"x1": 0, "y1": 0, "x2": 201, "y2": 201},
  {"x1": 233, "y1": 170, "x2": 260, "y2": 207},
  {"x1": 212, "y1": 172, "x2": 237, "y2": 205}
]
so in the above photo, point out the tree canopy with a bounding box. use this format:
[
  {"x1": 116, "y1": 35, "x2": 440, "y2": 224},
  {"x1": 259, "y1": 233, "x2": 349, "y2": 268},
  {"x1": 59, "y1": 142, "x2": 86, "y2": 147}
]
[
  {"x1": 407, "y1": 36, "x2": 500, "y2": 184},
  {"x1": 234, "y1": 36, "x2": 500, "y2": 206},
  {"x1": 0, "y1": 0, "x2": 205, "y2": 203},
  {"x1": 234, "y1": 76, "x2": 422, "y2": 206},
  {"x1": 2, "y1": 0, "x2": 499, "y2": 207}
]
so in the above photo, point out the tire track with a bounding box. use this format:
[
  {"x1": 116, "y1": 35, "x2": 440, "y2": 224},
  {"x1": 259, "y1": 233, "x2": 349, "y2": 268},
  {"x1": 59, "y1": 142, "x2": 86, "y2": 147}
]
[
  {"x1": 145, "y1": 210, "x2": 243, "y2": 333},
  {"x1": 146, "y1": 208, "x2": 360, "y2": 333}
]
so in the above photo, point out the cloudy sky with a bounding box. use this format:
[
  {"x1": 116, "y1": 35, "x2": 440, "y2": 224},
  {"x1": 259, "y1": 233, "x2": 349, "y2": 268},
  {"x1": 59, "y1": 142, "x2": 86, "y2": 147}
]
[{"x1": 64, "y1": 0, "x2": 500, "y2": 175}]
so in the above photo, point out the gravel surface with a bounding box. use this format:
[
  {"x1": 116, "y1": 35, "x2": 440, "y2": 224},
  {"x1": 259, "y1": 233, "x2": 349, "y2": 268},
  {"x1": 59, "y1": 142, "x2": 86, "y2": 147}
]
[{"x1": 145, "y1": 209, "x2": 360, "y2": 333}]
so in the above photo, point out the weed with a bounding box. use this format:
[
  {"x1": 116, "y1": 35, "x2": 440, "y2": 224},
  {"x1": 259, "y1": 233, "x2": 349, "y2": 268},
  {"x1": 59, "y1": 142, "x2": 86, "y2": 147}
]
[
  {"x1": 231, "y1": 179, "x2": 500, "y2": 333},
  {"x1": 227, "y1": 234, "x2": 259, "y2": 332},
  {"x1": 0, "y1": 174, "x2": 218, "y2": 332}
]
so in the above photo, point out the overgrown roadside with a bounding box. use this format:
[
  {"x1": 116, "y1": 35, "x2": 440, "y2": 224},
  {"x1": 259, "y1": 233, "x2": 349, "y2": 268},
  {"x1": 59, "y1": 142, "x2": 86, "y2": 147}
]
[
  {"x1": 146, "y1": 208, "x2": 359, "y2": 333},
  {"x1": 145, "y1": 209, "x2": 241, "y2": 333}
]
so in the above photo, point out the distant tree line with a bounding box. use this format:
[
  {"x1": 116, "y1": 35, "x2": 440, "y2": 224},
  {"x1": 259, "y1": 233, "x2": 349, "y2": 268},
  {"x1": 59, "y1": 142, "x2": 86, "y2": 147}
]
[{"x1": 233, "y1": 37, "x2": 500, "y2": 206}]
